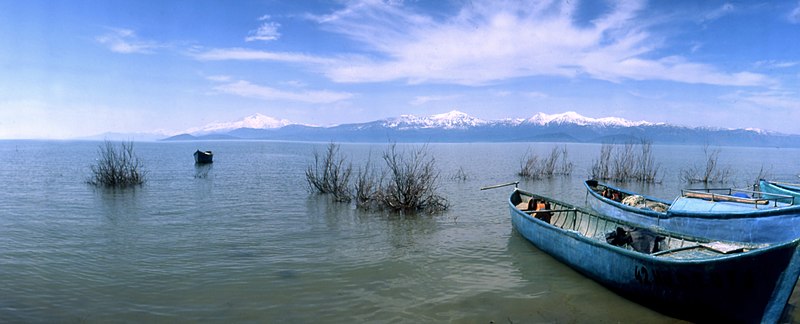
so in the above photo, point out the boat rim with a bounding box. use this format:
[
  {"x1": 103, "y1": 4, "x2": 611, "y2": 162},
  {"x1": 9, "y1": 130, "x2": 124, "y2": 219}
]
[{"x1": 511, "y1": 188, "x2": 800, "y2": 263}]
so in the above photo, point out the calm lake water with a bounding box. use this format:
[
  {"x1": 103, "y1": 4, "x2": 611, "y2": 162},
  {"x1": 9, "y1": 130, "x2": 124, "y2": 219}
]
[{"x1": 2, "y1": 140, "x2": 800, "y2": 323}]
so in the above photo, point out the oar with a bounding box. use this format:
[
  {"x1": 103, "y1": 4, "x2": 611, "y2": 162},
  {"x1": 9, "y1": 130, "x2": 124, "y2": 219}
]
[{"x1": 480, "y1": 181, "x2": 519, "y2": 191}]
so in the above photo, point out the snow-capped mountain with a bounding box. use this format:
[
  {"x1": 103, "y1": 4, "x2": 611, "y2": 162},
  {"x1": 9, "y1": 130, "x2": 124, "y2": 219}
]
[
  {"x1": 383, "y1": 110, "x2": 488, "y2": 129},
  {"x1": 162, "y1": 110, "x2": 800, "y2": 147},
  {"x1": 525, "y1": 111, "x2": 658, "y2": 127},
  {"x1": 184, "y1": 113, "x2": 291, "y2": 135}
]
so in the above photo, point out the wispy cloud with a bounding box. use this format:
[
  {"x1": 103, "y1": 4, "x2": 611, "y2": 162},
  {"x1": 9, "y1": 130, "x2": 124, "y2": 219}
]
[
  {"x1": 722, "y1": 90, "x2": 800, "y2": 110},
  {"x1": 790, "y1": 2, "x2": 800, "y2": 24},
  {"x1": 702, "y1": 3, "x2": 735, "y2": 23},
  {"x1": 582, "y1": 55, "x2": 772, "y2": 86},
  {"x1": 95, "y1": 28, "x2": 163, "y2": 54},
  {"x1": 309, "y1": 0, "x2": 772, "y2": 87},
  {"x1": 627, "y1": 90, "x2": 664, "y2": 100},
  {"x1": 205, "y1": 75, "x2": 233, "y2": 82},
  {"x1": 192, "y1": 1, "x2": 773, "y2": 88},
  {"x1": 491, "y1": 90, "x2": 512, "y2": 97},
  {"x1": 524, "y1": 91, "x2": 549, "y2": 99},
  {"x1": 754, "y1": 60, "x2": 799, "y2": 69},
  {"x1": 409, "y1": 95, "x2": 458, "y2": 106},
  {"x1": 192, "y1": 48, "x2": 335, "y2": 65},
  {"x1": 211, "y1": 79, "x2": 353, "y2": 104},
  {"x1": 246, "y1": 15, "x2": 281, "y2": 42}
]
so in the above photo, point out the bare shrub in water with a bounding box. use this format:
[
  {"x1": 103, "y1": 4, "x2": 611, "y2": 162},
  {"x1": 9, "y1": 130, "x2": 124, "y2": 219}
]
[
  {"x1": 305, "y1": 143, "x2": 353, "y2": 202},
  {"x1": 378, "y1": 144, "x2": 448, "y2": 213},
  {"x1": 753, "y1": 165, "x2": 773, "y2": 189},
  {"x1": 680, "y1": 145, "x2": 732, "y2": 184},
  {"x1": 590, "y1": 140, "x2": 660, "y2": 183},
  {"x1": 450, "y1": 166, "x2": 469, "y2": 182},
  {"x1": 354, "y1": 157, "x2": 381, "y2": 210},
  {"x1": 518, "y1": 146, "x2": 574, "y2": 179},
  {"x1": 88, "y1": 140, "x2": 147, "y2": 188},
  {"x1": 310, "y1": 143, "x2": 449, "y2": 213},
  {"x1": 590, "y1": 144, "x2": 613, "y2": 180}
]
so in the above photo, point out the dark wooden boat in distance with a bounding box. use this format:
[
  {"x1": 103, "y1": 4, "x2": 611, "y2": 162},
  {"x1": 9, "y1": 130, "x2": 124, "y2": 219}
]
[
  {"x1": 494, "y1": 183, "x2": 800, "y2": 323},
  {"x1": 193, "y1": 150, "x2": 213, "y2": 164}
]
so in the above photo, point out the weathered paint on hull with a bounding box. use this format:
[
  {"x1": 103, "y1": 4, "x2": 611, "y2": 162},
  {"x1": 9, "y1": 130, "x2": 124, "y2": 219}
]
[
  {"x1": 509, "y1": 192, "x2": 800, "y2": 323},
  {"x1": 585, "y1": 181, "x2": 800, "y2": 243}
]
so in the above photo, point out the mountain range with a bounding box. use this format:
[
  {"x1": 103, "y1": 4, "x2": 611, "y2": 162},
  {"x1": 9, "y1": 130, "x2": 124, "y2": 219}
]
[{"x1": 162, "y1": 110, "x2": 800, "y2": 147}]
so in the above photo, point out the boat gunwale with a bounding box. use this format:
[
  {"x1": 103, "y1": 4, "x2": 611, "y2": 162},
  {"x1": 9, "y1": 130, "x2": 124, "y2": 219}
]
[
  {"x1": 587, "y1": 179, "x2": 800, "y2": 220},
  {"x1": 761, "y1": 179, "x2": 800, "y2": 200},
  {"x1": 510, "y1": 187, "x2": 800, "y2": 323},
  {"x1": 584, "y1": 180, "x2": 670, "y2": 219},
  {"x1": 511, "y1": 188, "x2": 798, "y2": 264},
  {"x1": 763, "y1": 179, "x2": 800, "y2": 191}
]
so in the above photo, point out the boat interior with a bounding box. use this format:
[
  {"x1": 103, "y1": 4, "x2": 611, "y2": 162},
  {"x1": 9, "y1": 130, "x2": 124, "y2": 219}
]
[
  {"x1": 588, "y1": 181, "x2": 794, "y2": 211},
  {"x1": 513, "y1": 190, "x2": 763, "y2": 259}
]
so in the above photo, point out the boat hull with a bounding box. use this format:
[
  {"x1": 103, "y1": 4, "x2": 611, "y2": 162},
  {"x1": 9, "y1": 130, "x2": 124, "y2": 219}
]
[
  {"x1": 510, "y1": 190, "x2": 800, "y2": 323},
  {"x1": 761, "y1": 179, "x2": 800, "y2": 203},
  {"x1": 585, "y1": 180, "x2": 800, "y2": 243},
  {"x1": 194, "y1": 150, "x2": 213, "y2": 164}
]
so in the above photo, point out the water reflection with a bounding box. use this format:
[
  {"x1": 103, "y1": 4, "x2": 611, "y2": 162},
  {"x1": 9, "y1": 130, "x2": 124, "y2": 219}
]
[
  {"x1": 193, "y1": 163, "x2": 214, "y2": 202},
  {"x1": 194, "y1": 163, "x2": 213, "y2": 179},
  {"x1": 503, "y1": 230, "x2": 685, "y2": 323},
  {"x1": 95, "y1": 186, "x2": 142, "y2": 224},
  {"x1": 6, "y1": 141, "x2": 800, "y2": 322}
]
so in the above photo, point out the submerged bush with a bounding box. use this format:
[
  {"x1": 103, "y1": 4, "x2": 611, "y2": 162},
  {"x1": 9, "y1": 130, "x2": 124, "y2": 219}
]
[
  {"x1": 305, "y1": 143, "x2": 353, "y2": 202},
  {"x1": 354, "y1": 158, "x2": 381, "y2": 210},
  {"x1": 518, "y1": 146, "x2": 573, "y2": 179},
  {"x1": 376, "y1": 144, "x2": 448, "y2": 214},
  {"x1": 590, "y1": 140, "x2": 660, "y2": 183},
  {"x1": 88, "y1": 140, "x2": 147, "y2": 188},
  {"x1": 680, "y1": 145, "x2": 732, "y2": 184},
  {"x1": 306, "y1": 143, "x2": 449, "y2": 214},
  {"x1": 450, "y1": 166, "x2": 469, "y2": 182}
]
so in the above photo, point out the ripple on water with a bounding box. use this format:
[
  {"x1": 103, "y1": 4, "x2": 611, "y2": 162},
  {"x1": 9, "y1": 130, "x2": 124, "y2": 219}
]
[{"x1": 1, "y1": 141, "x2": 798, "y2": 322}]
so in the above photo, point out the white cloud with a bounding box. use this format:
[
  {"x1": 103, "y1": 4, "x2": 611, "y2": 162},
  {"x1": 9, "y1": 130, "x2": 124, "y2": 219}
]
[
  {"x1": 205, "y1": 75, "x2": 232, "y2": 82},
  {"x1": 755, "y1": 60, "x2": 799, "y2": 69},
  {"x1": 722, "y1": 90, "x2": 800, "y2": 110},
  {"x1": 491, "y1": 90, "x2": 512, "y2": 97},
  {"x1": 627, "y1": 90, "x2": 664, "y2": 100},
  {"x1": 193, "y1": 48, "x2": 335, "y2": 65},
  {"x1": 246, "y1": 16, "x2": 281, "y2": 42},
  {"x1": 282, "y1": 80, "x2": 308, "y2": 87},
  {"x1": 524, "y1": 91, "x2": 548, "y2": 99},
  {"x1": 311, "y1": 0, "x2": 772, "y2": 87},
  {"x1": 212, "y1": 79, "x2": 353, "y2": 104},
  {"x1": 410, "y1": 95, "x2": 458, "y2": 106},
  {"x1": 193, "y1": 1, "x2": 773, "y2": 88},
  {"x1": 95, "y1": 28, "x2": 162, "y2": 54},
  {"x1": 582, "y1": 55, "x2": 772, "y2": 86},
  {"x1": 790, "y1": 2, "x2": 800, "y2": 24},
  {"x1": 702, "y1": 3, "x2": 735, "y2": 22}
]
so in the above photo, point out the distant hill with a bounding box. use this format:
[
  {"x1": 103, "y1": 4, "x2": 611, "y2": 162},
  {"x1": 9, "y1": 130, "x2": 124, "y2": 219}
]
[{"x1": 160, "y1": 110, "x2": 800, "y2": 147}]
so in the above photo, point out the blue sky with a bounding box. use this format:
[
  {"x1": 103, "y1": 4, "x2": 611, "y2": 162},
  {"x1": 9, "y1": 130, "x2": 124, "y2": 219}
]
[{"x1": 1, "y1": 0, "x2": 800, "y2": 139}]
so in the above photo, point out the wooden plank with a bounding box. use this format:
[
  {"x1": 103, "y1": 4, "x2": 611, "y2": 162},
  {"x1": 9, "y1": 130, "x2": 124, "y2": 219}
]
[{"x1": 683, "y1": 191, "x2": 769, "y2": 205}]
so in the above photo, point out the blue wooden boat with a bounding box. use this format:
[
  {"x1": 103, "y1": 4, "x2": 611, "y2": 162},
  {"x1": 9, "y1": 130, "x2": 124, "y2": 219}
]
[
  {"x1": 585, "y1": 180, "x2": 800, "y2": 243},
  {"x1": 506, "y1": 185, "x2": 800, "y2": 323},
  {"x1": 760, "y1": 179, "x2": 800, "y2": 203},
  {"x1": 193, "y1": 150, "x2": 213, "y2": 164}
]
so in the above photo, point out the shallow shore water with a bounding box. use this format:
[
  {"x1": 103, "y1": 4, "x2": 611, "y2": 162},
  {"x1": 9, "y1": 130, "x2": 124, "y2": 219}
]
[{"x1": 1, "y1": 140, "x2": 799, "y2": 323}]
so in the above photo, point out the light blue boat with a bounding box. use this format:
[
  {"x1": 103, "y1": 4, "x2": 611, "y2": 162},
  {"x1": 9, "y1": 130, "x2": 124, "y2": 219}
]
[
  {"x1": 585, "y1": 180, "x2": 800, "y2": 244},
  {"x1": 505, "y1": 185, "x2": 800, "y2": 323},
  {"x1": 760, "y1": 179, "x2": 800, "y2": 203}
]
